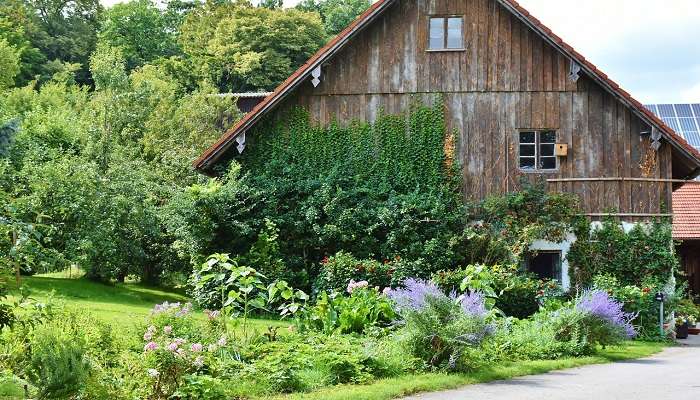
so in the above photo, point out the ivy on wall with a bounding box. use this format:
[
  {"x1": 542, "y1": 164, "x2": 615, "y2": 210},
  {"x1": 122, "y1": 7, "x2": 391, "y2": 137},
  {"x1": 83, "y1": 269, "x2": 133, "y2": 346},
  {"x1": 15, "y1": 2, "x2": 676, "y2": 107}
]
[{"x1": 243, "y1": 96, "x2": 457, "y2": 192}]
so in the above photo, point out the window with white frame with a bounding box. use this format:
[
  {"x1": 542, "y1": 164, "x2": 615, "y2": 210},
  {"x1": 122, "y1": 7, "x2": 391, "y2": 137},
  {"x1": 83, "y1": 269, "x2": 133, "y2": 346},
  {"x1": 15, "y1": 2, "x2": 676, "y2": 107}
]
[
  {"x1": 428, "y1": 16, "x2": 463, "y2": 50},
  {"x1": 519, "y1": 130, "x2": 557, "y2": 171}
]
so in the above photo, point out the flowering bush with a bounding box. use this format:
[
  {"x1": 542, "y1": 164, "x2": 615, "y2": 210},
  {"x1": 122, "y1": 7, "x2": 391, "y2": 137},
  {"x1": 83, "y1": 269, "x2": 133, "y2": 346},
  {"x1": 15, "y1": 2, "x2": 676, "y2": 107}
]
[
  {"x1": 141, "y1": 302, "x2": 229, "y2": 399},
  {"x1": 548, "y1": 290, "x2": 635, "y2": 355},
  {"x1": 575, "y1": 290, "x2": 636, "y2": 339},
  {"x1": 386, "y1": 279, "x2": 494, "y2": 370}
]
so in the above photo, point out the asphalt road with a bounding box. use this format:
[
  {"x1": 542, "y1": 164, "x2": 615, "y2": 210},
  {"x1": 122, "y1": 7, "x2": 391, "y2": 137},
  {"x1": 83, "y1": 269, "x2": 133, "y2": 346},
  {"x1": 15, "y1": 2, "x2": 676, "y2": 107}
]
[{"x1": 402, "y1": 338, "x2": 700, "y2": 400}]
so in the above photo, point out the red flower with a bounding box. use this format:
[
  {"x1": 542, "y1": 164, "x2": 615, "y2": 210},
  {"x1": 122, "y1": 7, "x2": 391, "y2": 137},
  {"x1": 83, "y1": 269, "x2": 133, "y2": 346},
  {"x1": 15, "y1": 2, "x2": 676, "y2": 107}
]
[{"x1": 321, "y1": 257, "x2": 329, "y2": 265}]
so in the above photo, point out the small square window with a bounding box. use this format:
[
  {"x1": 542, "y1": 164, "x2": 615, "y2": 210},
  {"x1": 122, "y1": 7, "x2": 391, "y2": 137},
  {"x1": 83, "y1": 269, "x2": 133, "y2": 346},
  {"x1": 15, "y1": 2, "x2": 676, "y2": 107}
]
[
  {"x1": 518, "y1": 130, "x2": 557, "y2": 172},
  {"x1": 526, "y1": 251, "x2": 562, "y2": 281},
  {"x1": 428, "y1": 16, "x2": 463, "y2": 50}
]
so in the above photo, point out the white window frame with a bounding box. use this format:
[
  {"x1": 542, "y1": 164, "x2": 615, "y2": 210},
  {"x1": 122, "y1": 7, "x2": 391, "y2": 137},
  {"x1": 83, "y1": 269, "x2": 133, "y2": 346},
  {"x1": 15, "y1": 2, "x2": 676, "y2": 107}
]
[
  {"x1": 427, "y1": 15, "x2": 465, "y2": 52},
  {"x1": 518, "y1": 130, "x2": 558, "y2": 172}
]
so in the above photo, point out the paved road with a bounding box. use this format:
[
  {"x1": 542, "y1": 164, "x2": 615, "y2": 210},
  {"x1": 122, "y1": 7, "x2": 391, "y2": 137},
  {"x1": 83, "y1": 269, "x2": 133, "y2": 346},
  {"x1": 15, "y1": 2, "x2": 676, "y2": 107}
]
[{"x1": 403, "y1": 339, "x2": 700, "y2": 400}]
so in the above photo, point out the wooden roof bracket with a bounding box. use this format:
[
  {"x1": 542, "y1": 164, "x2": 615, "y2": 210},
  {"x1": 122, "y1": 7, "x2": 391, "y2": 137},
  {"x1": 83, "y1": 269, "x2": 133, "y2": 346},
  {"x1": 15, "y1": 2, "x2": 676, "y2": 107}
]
[
  {"x1": 650, "y1": 127, "x2": 662, "y2": 151},
  {"x1": 311, "y1": 65, "x2": 322, "y2": 87},
  {"x1": 568, "y1": 60, "x2": 582, "y2": 82},
  {"x1": 235, "y1": 131, "x2": 246, "y2": 154}
]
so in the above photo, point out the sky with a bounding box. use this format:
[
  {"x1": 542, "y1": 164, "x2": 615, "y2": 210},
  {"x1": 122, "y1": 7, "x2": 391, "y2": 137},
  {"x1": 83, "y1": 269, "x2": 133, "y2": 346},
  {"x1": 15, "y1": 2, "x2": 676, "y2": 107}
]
[{"x1": 100, "y1": 0, "x2": 700, "y2": 104}]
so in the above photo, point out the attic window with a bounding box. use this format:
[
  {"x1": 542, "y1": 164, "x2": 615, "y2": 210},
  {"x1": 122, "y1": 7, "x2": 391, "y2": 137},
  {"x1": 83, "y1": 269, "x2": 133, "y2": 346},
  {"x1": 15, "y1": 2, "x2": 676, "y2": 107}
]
[
  {"x1": 428, "y1": 16, "x2": 463, "y2": 51},
  {"x1": 519, "y1": 130, "x2": 557, "y2": 171}
]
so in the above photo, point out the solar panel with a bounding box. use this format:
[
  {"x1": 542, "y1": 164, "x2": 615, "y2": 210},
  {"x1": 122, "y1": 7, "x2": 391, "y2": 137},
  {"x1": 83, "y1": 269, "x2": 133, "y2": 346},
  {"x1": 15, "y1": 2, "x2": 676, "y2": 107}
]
[
  {"x1": 693, "y1": 104, "x2": 700, "y2": 117},
  {"x1": 658, "y1": 104, "x2": 676, "y2": 118},
  {"x1": 675, "y1": 104, "x2": 694, "y2": 118},
  {"x1": 684, "y1": 131, "x2": 700, "y2": 147},
  {"x1": 646, "y1": 103, "x2": 700, "y2": 152}
]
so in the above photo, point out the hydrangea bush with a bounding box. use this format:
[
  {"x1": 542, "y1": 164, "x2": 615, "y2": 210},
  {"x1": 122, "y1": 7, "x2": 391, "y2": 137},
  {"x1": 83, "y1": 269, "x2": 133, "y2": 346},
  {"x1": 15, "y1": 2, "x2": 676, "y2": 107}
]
[{"x1": 141, "y1": 302, "x2": 230, "y2": 399}]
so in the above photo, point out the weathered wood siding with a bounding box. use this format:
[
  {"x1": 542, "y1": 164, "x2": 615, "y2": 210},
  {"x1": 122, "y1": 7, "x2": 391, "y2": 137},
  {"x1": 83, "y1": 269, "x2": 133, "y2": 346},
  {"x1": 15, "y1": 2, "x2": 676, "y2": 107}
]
[{"x1": 269, "y1": 0, "x2": 673, "y2": 215}]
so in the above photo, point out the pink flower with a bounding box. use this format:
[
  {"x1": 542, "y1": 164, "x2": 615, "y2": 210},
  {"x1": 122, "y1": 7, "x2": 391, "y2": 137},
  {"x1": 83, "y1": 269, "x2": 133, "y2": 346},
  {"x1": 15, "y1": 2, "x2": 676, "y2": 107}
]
[
  {"x1": 147, "y1": 369, "x2": 159, "y2": 377},
  {"x1": 190, "y1": 343, "x2": 203, "y2": 352},
  {"x1": 346, "y1": 279, "x2": 369, "y2": 294},
  {"x1": 143, "y1": 325, "x2": 156, "y2": 341},
  {"x1": 193, "y1": 356, "x2": 204, "y2": 368},
  {"x1": 217, "y1": 337, "x2": 227, "y2": 347},
  {"x1": 143, "y1": 342, "x2": 158, "y2": 352},
  {"x1": 167, "y1": 342, "x2": 179, "y2": 352},
  {"x1": 163, "y1": 326, "x2": 172, "y2": 335}
]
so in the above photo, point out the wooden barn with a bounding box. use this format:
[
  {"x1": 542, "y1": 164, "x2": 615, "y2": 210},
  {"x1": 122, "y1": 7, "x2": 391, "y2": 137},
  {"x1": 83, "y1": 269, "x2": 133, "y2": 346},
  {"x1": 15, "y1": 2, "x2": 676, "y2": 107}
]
[{"x1": 194, "y1": 0, "x2": 700, "y2": 288}]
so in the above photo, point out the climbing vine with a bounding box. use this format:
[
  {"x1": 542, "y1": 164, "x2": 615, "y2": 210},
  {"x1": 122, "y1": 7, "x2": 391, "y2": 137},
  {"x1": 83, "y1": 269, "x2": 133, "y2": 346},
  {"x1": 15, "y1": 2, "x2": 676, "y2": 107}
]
[{"x1": 243, "y1": 96, "x2": 457, "y2": 192}]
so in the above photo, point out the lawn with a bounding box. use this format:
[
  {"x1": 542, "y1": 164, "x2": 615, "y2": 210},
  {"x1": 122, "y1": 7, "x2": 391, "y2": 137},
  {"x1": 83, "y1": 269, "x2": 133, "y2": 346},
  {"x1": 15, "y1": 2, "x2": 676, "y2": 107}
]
[
  {"x1": 276, "y1": 341, "x2": 665, "y2": 400},
  {"x1": 8, "y1": 270, "x2": 289, "y2": 331}
]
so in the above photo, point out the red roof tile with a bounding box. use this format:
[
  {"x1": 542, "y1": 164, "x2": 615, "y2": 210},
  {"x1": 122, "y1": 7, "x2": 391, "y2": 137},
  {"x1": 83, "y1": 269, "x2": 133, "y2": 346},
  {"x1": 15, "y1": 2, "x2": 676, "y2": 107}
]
[
  {"x1": 673, "y1": 184, "x2": 700, "y2": 240},
  {"x1": 194, "y1": 0, "x2": 700, "y2": 172}
]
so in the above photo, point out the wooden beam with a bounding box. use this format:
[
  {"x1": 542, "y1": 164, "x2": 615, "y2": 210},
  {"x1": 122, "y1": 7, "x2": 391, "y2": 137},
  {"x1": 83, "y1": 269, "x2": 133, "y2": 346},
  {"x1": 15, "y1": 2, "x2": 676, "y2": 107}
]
[
  {"x1": 547, "y1": 177, "x2": 700, "y2": 184},
  {"x1": 584, "y1": 213, "x2": 673, "y2": 217}
]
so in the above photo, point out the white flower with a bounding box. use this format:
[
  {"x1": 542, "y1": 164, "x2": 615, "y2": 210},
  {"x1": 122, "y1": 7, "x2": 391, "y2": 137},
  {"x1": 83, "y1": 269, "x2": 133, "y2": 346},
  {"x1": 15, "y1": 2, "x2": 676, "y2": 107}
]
[{"x1": 147, "y1": 369, "x2": 159, "y2": 378}]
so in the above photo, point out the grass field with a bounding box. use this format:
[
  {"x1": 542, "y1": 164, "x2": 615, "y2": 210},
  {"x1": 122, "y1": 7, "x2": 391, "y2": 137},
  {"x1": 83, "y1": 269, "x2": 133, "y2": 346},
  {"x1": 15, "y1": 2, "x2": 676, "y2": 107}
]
[{"x1": 8, "y1": 270, "x2": 288, "y2": 331}]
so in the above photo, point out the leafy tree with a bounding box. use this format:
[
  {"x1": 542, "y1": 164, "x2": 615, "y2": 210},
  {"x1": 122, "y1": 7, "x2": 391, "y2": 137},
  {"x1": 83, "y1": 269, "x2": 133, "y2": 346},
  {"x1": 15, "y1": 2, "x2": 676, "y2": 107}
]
[
  {"x1": 98, "y1": 0, "x2": 180, "y2": 71},
  {"x1": 0, "y1": 39, "x2": 20, "y2": 89},
  {"x1": 181, "y1": 2, "x2": 326, "y2": 91},
  {"x1": 296, "y1": 0, "x2": 370, "y2": 35},
  {"x1": 0, "y1": 14, "x2": 46, "y2": 85},
  {"x1": 24, "y1": 0, "x2": 103, "y2": 85}
]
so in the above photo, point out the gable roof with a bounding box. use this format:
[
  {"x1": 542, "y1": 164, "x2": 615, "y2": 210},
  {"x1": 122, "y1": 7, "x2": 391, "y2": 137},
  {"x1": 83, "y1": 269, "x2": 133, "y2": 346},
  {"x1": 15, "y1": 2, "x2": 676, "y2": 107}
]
[
  {"x1": 673, "y1": 183, "x2": 700, "y2": 240},
  {"x1": 194, "y1": 0, "x2": 700, "y2": 173}
]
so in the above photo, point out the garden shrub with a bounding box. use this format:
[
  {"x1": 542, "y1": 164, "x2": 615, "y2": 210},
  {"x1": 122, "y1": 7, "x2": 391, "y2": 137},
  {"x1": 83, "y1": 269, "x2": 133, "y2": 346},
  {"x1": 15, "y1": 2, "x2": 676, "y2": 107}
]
[
  {"x1": 299, "y1": 284, "x2": 395, "y2": 334},
  {"x1": 590, "y1": 274, "x2": 681, "y2": 338},
  {"x1": 568, "y1": 219, "x2": 678, "y2": 287},
  {"x1": 173, "y1": 375, "x2": 229, "y2": 400},
  {"x1": 386, "y1": 279, "x2": 494, "y2": 371},
  {"x1": 551, "y1": 290, "x2": 635, "y2": 353},
  {"x1": 26, "y1": 323, "x2": 92, "y2": 399},
  {"x1": 484, "y1": 316, "x2": 588, "y2": 361},
  {"x1": 432, "y1": 264, "x2": 562, "y2": 319}
]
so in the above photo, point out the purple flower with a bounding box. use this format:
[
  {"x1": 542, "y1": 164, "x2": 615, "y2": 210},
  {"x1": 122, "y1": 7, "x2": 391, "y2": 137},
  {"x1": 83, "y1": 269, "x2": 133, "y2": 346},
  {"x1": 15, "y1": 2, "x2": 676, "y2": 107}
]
[
  {"x1": 167, "y1": 341, "x2": 180, "y2": 352},
  {"x1": 385, "y1": 279, "x2": 445, "y2": 312},
  {"x1": 190, "y1": 343, "x2": 203, "y2": 352},
  {"x1": 457, "y1": 291, "x2": 488, "y2": 317},
  {"x1": 576, "y1": 290, "x2": 637, "y2": 338},
  {"x1": 143, "y1": 342, "x2": 158, "y2": 352}
]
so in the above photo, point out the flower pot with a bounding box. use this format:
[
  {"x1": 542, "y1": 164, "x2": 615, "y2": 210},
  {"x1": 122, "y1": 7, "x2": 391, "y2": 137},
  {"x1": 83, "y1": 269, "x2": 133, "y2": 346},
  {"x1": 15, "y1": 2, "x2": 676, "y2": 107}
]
[{"x1": 676, "y1": 322, "x2": 689, "y2": 339}]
